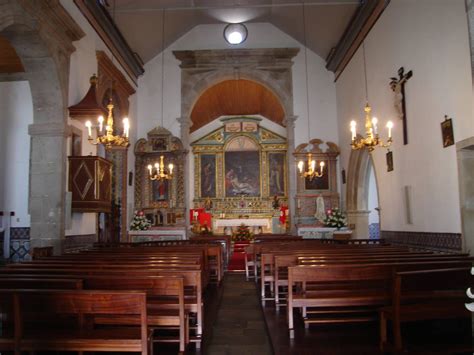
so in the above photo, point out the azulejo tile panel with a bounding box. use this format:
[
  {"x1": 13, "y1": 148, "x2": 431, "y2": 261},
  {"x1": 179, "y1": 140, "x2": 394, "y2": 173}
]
[
  {"x1": 381, "y1": 230, "x2": 462, "y2": 252},
  {"x1": 10, "y1": 227, "x2": 31, "y2": 262}
]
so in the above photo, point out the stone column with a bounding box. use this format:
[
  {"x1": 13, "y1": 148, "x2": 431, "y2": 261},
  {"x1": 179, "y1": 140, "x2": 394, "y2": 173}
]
[
  {"x1": 346, "y1": 210, "x2": 370, "y2": 239},
  {"x1": 285, "y1": 115, "x2": 297, "y2": 235},
  {"x1": 178, "y1": 116, "x2": 192, "y2": 232},
  {"x1": 28, "y1": 122, "x2": 70, "y2": 254}
]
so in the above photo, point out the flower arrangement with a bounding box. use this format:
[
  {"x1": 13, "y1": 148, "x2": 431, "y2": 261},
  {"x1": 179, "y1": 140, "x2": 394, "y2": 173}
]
[
  {"x1": 130, "y1": 210, "x2": 151, "y2": 231},
  {"x1": 232, "y1": 224, "x2": 254, "y2": 242},
  {"x1": 323, "y1": 208, "x2": 347, "y2": 230}
]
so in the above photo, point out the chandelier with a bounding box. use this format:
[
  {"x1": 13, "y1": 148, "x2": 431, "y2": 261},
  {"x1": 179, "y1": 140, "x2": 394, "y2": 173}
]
[
  {"x1": 148, "y1": 9, "x2": 173, "y2": 181},
  {"x1": 350, "y1": 42, "x2": 393, "y2": 152},
  {"x1": 85, "y1": 97, "x2": 129, "y2": 149},
  {"x1": 297, "y1": 4, "x2": 325, "y2": 180},
  {"x1": 298, "y1": 153, "x2": 325, "y2": 181},
  {"x1": 148, "y1": 155, "x2": 174, "y2": 181}
]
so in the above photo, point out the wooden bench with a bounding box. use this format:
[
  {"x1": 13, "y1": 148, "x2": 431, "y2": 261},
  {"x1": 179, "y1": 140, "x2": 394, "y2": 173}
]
[
  {"x1": 379, "y1": 267, "x2": 472, "y2": 352},
  {"x1": 287, "y1": 264, "x2": 392, "y2": 337},
  {"x1": 84, "y1": 275, "x2": 187, "y2": 353},
  {"x1": 0, "y1": 289, "x2": 149, "y2": 354}
]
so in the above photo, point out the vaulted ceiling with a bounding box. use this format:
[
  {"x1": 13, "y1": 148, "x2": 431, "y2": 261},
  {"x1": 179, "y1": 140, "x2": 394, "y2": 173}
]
[
  {"x1": 109, "y1": 0, "x2": 360, "y2": 64},
  {"x1": 190, "y1": 79, "x2": 285, "y2": 132},
  {"x1": 0, "y1": 34, "x2": 24, "y2": 73}
]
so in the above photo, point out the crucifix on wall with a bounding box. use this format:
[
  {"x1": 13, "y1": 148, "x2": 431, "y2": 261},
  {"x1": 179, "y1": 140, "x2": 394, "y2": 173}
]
[{"x1": 390, "y1": 67, "x2": 413, "y2": 145}]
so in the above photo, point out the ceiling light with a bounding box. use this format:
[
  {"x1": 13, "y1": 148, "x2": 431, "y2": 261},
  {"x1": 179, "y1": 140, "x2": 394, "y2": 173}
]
[{"x1": 223, "y1": 23, "x2": 248, "y2": 45}]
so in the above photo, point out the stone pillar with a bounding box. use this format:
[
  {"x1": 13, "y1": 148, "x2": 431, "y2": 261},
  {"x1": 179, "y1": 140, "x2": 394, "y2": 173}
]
[
  {"x1": 28, "y1": 122, "x2": 70, "y2": 254},
  {"x1": 346, "y1": 210, "x2": 370, "y2": 239},
  {"x1": 178, "y1": 116, "x2": 192, "y2": 232},
  {"x1": 285, "y1": 115, "x2": 297, "y2": 235}
]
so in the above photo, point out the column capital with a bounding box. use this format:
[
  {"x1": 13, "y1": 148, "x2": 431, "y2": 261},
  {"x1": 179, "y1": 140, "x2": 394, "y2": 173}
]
[
  {"x1": 177, "y1": 116, "x2": 193, "y2": 128},
  {"x1": 28, "y1": 122, "x2": 72, "y2": 137},
  {"x1": 284, "y1": 115, "x2": 297, "y2": 128}
]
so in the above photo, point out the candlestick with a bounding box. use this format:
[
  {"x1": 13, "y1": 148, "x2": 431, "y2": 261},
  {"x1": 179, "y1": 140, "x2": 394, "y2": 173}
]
[
  {"x1": 98, "y1": 116, "x2": 104, "y2": 132},
  {"x1": 123, "y1": 118, "x2": 129, "y2": 138},
  {"x1": 350, "y1": 120, "x2": 356, "y2": 140},
  {"x1": 386, "y1": 121, "x2": 393, "y2": 139}
]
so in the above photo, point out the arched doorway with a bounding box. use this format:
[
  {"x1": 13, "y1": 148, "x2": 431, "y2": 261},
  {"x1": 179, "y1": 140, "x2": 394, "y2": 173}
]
[{"x1": 346, "y1": 148, "x2": 380, "y2": 239}]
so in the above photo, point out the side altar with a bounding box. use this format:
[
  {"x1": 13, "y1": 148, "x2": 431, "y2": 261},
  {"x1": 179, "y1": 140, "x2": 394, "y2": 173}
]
[
  {"x1": 191, "y1": 117, "x2": 289, "y2": 234},
  {"x1": 133, "y1": 127, "x2": 187, "y2": 231}
]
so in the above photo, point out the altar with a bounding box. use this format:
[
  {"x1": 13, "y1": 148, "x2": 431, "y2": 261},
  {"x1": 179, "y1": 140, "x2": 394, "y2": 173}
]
[
  {"x1": 127, "y1": 227, "x2": 187, "y2": 243},
  {"x1": 213, "y1": 218, "x2": 272, "y2": 235}
]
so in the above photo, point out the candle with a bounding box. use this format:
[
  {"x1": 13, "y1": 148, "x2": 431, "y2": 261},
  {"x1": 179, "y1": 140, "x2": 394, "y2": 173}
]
[
  {"x1": 169, "y1": 163, "x2": 174, "y2": 175},
  {"x1": 155, "y1": 163, "x2": 159, "y2": 173},
  {"x1": 310, "y1": 159, "x2": 316, "y2": 172},
  {"x1": 85, "y1": 121, "x2": 92, "y2": 137},
  {"x1": 372, "y1": 117, "x2": 378, "y2": 135},
  {"x1": 98, "y1": 115, "x2": 104, "y2": 132},
  {"x1": 123, "y1": 117, "x2": 129, "y2": 138},
  {"x1": 147, "y1": 164, "x2": 152, "y2": 176},
  {"x1": 350, "y1": 120, "x2": 356, "y2": 140},
  {"x1": 386, "y1": 121, "x2": 393, "y2": 138},
  {"x1": 320, "y1": 161, "x2": 325, "y2": 173},
  {"x1": 298, "y1": 160, "x2": 304, "y2": 173}
]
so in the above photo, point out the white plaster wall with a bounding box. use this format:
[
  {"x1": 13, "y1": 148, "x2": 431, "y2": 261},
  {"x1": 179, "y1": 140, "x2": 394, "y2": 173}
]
[
  {"x1": 367, "y1": 164, "x2": 379, "y2": 225},
  {"x1": 137, "y1": 23, "x2": 338, "y2": 145},
  {"x1": 0, "y1": 81, "x2": 33, "y2": 228},
  {"x1": 336, "y1": 0, "x2": 473, "y2": 233},
  {"x1": 61, "y1": 0, "x2": 138, "y2": 235}
]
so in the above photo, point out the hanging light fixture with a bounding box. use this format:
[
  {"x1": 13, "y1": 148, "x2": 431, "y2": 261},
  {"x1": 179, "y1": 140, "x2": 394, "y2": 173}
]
[
  {"x1": 148, "y1": 9, "x2": 173, "y2": 181},
  {"x1": 297, "y1": 4, "x2": 325, "y2": 181},
  {"x1": 84, "y1": 0, "x2": 129, "y2": 150},
  {"x1": 223, "y1": 23, "x2": 248, "y2": 45},
  {"x1": 350, "y1": 42, "x2": 393, "y2": 152}
]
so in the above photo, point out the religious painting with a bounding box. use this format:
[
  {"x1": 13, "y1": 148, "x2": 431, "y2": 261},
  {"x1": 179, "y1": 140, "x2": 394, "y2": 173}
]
[
  {"x1": 200, "y1": 154, "x2": 216, "y2": 198},
  {"x1": 225, "y1": 151, "x2": 260, "y2": 197},
  {"x1": 152, "y1": 179, "x2": 169, "y2": 201},
  {"x1": 268, "y1": 152, "x2": 285, "y2": 196},
  {"x1": 152, "y1": 137, "x2": 168, "y2": 151},
  {"x1": 441, "y1": 116, "x2": 454, "y2": 148},
  {"x1": 386, "y1": 150, "x2": 394, "y2": 172},
  {"x1": 304, "y1": 160, "x2": 329, "y2": 190}
]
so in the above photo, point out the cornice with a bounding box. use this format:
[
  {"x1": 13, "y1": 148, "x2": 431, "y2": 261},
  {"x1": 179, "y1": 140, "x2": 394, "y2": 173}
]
[
  {"x1": 326, "y1": 0, "x2": 390, "y2": 81},
  {"x1": 74, "y1": 0, "x2": 144, "y2": 85}
]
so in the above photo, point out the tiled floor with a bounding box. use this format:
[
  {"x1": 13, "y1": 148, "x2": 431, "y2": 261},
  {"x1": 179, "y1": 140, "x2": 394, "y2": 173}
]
[{"x1": 206, "y1": 273, "x2": 272, "y2": 355}]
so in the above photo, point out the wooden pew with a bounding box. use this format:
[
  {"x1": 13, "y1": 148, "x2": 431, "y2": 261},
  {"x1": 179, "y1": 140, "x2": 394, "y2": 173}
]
[
  {"x1": 379, "y1": 267, "x2": 472, "y2": 352},
  {"x1": 287, "y1": 264, "x2": 393, "y2": 337},
  {"x1": 83, "y1": 275, "x2": 187, "y2": 353},
  {"x1": 0, "y1": 289, "x2": 149, "y2": 354},
  {"x1": 0, "y1": 267, "x2": 205, "y2": 342}
]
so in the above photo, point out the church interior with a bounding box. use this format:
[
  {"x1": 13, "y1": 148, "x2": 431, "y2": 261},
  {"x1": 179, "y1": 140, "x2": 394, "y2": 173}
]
[{"x1": 1, "y1": 0, "x2": 474, "y2": 354}]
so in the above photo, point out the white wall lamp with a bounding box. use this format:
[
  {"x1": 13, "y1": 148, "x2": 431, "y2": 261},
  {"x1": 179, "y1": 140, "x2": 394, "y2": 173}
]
[{"x1": 223, "y1": 23, "x2": 248, "y2": 45}]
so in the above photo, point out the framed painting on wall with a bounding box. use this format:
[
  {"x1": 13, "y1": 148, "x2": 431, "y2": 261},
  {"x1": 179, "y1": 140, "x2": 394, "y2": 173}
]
[
  {"x1": 152, "y1": 179, "x2": 169, "y2": 201},
  {"x1": 200, "y1": 154, "x2": 216, "y2": 198},
  {"x1": 268, "y1": 152, "x2": 285, "y2": 196},
  {"x1": 304, "y1": 160, "x2": 329, "y2": 190},
  {"x1": 441, "y1": 115, "x2": 454, "y2": 148},
  {"x1": 225, "y1": 151, "x2": 260, "y2": 197}
]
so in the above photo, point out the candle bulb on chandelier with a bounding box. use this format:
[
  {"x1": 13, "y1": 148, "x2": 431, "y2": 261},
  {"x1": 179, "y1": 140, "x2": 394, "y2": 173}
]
[
  {"x1": 350, "y1": 120, "x2": 356, "y2": 141},
  {"x1": 123, "y1": 118, "x2": 129, "y2": 138},
  {"x1": 98, "y1": 116, "x2": 104, "y2": 132},
  {"x1": 298, "y1": 160, "x2": 304, "y2": 174},
  {"x1": 310, "y1": 159, "x2": 316, "y2": 172},
  {"x1": 169, "y1": 163, "x2": 174, "y2": 175},
  {"x1": 387, "y1": 121, "x2": 393, "y2": 139},
  {"x1": 372, "y1": 117, "x2": 378, "y2": 135},
  {"x1": 155, "y1": 163, "x2": 160, "y2": 173},
  {"x1": 320, "y1": 161, "x2": 325, "y2": 174},
  {"x1": 85, "y1": 120, "x2": 92, "y2": 138},
  {"x1": 147, "y1": 164, "x2": 152, "y2": 176}
]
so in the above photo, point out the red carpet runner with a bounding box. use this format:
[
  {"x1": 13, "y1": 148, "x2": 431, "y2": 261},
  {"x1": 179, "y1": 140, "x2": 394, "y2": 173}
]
[{"x1": 227, "y1": 242, "x2": 249, "y2": 271}]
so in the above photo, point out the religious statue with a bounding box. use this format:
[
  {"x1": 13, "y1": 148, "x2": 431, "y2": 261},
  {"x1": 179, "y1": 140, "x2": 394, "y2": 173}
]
[
  {"x1": 204, "y1": 197, "x2": 213, "y2": 211},
  {"x1": 272, "y1": 195, "x2": 280, "y2": 210},
  {"x1": 315, "y1": 195, "x2": 326, "y2": 223}
]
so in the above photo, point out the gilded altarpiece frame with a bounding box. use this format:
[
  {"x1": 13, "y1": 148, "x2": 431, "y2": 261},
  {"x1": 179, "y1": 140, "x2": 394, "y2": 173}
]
[
  {"x1": 191, "y1": 118, "x2": 288, "y2": 222},
  {"x1": 134, "y1": 127, "x2": 187, "y2": 226}
]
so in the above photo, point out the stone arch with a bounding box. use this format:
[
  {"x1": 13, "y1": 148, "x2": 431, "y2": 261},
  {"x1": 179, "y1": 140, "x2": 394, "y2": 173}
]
[
  {"x1": 183, "y1": 69, "x2": 293, "y2": 124},
  {"x1": 174, "y1": 48, "x2": 299, "y2": 231},
  {"x1": 0, "y1": 1, "x2": 84, "y2": 255},
  {"x1": 346, "y1": 147, "x2": 380, "y2": 238}
]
